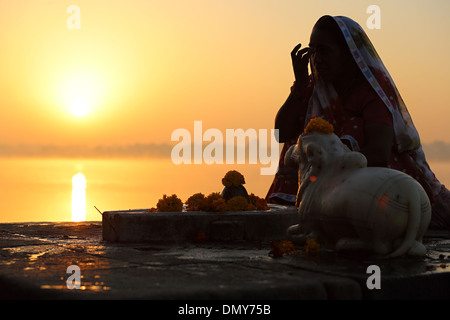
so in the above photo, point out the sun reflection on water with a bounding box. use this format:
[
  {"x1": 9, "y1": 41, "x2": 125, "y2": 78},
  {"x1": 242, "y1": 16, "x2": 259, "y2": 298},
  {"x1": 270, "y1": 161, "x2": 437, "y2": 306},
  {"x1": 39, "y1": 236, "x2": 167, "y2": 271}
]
[{"x1": 72, "y1": 173, "x2": 86, "y2": 222}]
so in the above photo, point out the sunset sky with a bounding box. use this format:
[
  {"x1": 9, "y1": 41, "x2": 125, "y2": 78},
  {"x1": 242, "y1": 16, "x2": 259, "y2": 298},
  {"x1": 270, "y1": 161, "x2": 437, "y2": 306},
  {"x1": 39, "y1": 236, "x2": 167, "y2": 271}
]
[{"x1": 1, "y1": 0, "x2": 449, "y2": 149}]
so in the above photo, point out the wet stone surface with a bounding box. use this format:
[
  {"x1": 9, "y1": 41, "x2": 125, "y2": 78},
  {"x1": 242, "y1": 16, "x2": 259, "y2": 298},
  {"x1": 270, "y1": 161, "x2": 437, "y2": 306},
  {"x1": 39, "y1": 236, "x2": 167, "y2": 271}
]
[{"x1": 0, "y1": 221, "x2": 449, "y2": 299}]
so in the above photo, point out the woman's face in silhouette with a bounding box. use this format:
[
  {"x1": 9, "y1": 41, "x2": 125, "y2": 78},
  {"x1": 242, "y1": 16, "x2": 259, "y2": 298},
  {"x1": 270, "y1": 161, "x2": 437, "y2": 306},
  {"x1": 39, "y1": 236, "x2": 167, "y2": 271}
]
[{"x1": 309, "y1": 27, "x2": 353, "y2": 82}]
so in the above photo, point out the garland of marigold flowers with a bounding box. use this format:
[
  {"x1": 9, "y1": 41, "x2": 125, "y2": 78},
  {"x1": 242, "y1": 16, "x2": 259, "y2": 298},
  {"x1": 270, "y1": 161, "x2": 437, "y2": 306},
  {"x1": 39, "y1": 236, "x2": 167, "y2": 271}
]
[
  {"x1": 147, "y1": 170, "x2": 269, "y2": 213},
  {"x1": 304, "y1": 117, "x2": 334, "y2": 134}
]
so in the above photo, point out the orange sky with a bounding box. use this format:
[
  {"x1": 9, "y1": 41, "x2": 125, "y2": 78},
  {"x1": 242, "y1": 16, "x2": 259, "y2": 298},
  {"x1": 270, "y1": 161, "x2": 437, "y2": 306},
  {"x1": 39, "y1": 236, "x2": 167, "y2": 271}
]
[{"x1": 0, "y1": 0, "x2": 449, "y2": 147}]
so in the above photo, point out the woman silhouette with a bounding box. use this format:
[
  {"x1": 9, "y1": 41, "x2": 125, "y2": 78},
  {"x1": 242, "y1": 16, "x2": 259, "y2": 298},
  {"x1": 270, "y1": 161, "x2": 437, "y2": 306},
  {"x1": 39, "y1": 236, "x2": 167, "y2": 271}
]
[{"x1": 266, "y1": 15, "x2": 450, "y2": 229}]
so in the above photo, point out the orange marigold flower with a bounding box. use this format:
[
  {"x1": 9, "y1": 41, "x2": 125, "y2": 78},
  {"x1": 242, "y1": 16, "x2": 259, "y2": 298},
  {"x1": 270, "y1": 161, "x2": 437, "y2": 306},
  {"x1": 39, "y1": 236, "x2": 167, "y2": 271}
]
[
  {"x1": 210, "y1": 198, "x2": 228, "y2": 212},
  {"x1": 206, "y1": 192, "x2": 222, "y2": 203},
  {"x1": 185, "y1": 193, "x2": 208, "y2": 211},
  {"x1": 269, "y1": 241, "x2": 283, "y2": 258},
  {"x1": 226, "y1": 196, "x2": 249, "y2": 211},
  {"x1": 249, "y1": 193, "x2": 270, "y2": 211},
  {"x1": 204, "y1": 192, "x2": 226, "y2": 212},
  {"x1": 305, "y1": 238, "x2": 320, "y2": 257},
  {"x1": 255, "y1": 198, "x2": 269, "y2": 210},
  {"x1": 156, "y1": 194, "x2": 183, "y2": 212},
  {"x1": 221, "y1": 170, "x2": 246, "y2": 187},
  {"x1": 269, "y1": 240, "x2": 297, "y2": 258},
  {"x1": 304, "y1": 117, "x2": 334, "y2": 134}
]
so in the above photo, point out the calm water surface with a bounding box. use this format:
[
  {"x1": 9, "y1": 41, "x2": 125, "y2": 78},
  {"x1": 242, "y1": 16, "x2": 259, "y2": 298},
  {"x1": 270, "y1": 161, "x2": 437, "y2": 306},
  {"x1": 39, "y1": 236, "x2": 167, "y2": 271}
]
[
  {"x1": 1, "y1": 158, "x2": 449, "y2": 223},
  {"x1": 0, "y1": 158, "x2": 275, "y2": 223}
]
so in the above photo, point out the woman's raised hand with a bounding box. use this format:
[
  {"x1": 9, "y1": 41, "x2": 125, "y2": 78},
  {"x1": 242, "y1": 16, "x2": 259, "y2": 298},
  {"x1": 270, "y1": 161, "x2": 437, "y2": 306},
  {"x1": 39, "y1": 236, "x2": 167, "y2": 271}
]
[{"x1": 291, "y1": 43, "x2": 311, "y2": 88}]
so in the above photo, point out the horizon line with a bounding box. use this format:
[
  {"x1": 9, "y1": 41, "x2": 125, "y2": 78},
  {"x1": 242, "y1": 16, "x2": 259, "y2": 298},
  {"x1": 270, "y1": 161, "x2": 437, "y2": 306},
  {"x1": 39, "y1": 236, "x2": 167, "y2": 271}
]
[{"x1": 0, "y1": 141, "x2": 449, "y2": 161}]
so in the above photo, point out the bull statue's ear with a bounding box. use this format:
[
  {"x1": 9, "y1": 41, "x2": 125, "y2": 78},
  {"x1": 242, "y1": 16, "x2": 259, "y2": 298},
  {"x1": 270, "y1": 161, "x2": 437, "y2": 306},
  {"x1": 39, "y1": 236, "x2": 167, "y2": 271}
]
[
  {"x1": 305, "y1": 142, "x2": 323, "y2": 166},
  {"x1": 284, "y1": 144, "x2": 300, "y2": 168}
]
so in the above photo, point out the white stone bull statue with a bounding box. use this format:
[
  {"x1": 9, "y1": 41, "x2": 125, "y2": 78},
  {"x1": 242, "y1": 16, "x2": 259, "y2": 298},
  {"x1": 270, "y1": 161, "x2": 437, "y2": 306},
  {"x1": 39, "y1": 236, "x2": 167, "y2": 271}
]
[{"x1": 285, "y1": 130, "x2": 431, "y2": 258}]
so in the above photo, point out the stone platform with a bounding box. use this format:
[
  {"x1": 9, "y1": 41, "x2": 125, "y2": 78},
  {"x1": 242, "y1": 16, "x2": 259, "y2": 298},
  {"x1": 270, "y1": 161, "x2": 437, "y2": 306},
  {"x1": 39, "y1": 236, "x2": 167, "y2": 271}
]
[
  {"x1": 102, "y1": 204, "x2": 298, "y2": 242},
  {"x1": 1, "y1": 212, "x2": 450, "y2": 301}
]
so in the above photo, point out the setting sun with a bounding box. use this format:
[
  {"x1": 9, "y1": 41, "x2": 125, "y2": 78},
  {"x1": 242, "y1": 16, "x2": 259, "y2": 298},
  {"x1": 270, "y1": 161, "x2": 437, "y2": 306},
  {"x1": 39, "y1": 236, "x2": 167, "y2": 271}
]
[
  {"x1": 57, "y1": 67, "x2": 105, "y2": 118},
  {"x1": 69, "y1": 97, "x2": 90, "y2": 117}
]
